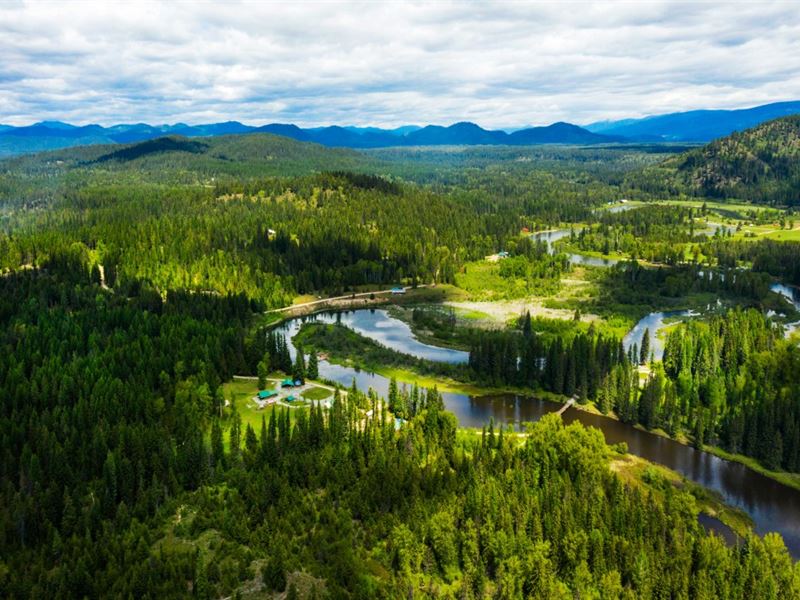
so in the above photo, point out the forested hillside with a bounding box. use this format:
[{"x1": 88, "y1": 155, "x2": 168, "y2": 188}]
[
  {"x1": 4, "y1": 128, "x2": 800, "y2": 597},
  {"x1": 628, "y1": 116, "x2": 800, "y2": 205},
  {"x1": 0, "y1": 173, "x2": 513, "y2": 305},
  {"x1": 1, "y1": 138, "x2": 659, "y2": 305},
  {"x1": 1, "y1": 263, "x2": 796, "y2": 597},
  {"x1": 1, "y1": 134, "x2": 374, "y2": 180}
]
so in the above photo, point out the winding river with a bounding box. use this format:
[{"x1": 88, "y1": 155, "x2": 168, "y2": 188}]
[{"x1": 276, "y1": 307, "x2": 800, "y2": 557}]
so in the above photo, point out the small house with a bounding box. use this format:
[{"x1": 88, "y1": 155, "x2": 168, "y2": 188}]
[
  {"x1": 258, "y1": 389, "x2": 278, "y2": 400},
  {"x1": 391, "y1": 287, "x2": 406, "y2": 295}
]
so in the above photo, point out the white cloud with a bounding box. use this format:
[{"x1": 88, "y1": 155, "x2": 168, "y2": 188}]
[{"x1": 0, "y1": 0, "x2": 798, "y2": 127}]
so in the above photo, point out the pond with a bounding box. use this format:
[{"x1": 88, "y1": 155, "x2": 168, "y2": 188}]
[
  {"x1": 531, "y1": 228, "x2": 572, "y2": 252},
  {"x1": 531, "y1": 228, "x2": 620, "y2": 267},
  {"x1": 568, "y1": 254, "x2": 621, "y2": 268},
  {"x1": 603, "y1": 202, "x2": 639, "y2": 214}
]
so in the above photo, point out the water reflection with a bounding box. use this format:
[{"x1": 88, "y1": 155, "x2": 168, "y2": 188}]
[
  {"x1": 623, "y1": 309, "x2": 697, "y2": 360},
  {"x1": 277, "y1": 308, "x2": 468, "y2": 364},
  {"x1": 698, "y1": 514, "x2": 740, "y2": 547},
  {"x1": 274, "y1": 307, "x2": 800, "y2": 558}
]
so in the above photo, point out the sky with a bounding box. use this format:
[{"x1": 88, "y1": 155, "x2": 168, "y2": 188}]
[{"x1": 1, "y1": 0, "x2": 799, "y2": 129}]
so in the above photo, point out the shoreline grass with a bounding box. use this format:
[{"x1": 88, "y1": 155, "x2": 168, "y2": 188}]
[{"x1": 701, "y1": 445, "x2": 800, "y2": 493}]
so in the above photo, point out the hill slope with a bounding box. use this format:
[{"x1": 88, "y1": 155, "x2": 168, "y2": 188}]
[
  {"x1": 1, "y1": 133, "x2": 375, "y2": 179},
  {"x1": 672, "y1": 115, "x2": 800, "y2": 204},
  {"x1": 627, "y1": 115, "x2": 800, "y2": 205}
]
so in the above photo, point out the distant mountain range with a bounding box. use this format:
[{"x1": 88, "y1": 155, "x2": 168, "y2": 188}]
[
  {"x1": 0, "y1": 119, "x2": 621, "y2": 157},
  {"x1": 0, "y1": 101, "x2": 798, "y2": 157},
  {"x1": 586, "y1": 101, "x2": 800, "y2": 142}
]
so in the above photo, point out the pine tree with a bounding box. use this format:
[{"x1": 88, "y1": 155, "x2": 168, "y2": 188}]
[
  {"x1": 262, "y1": 552, "x2": 287, "y2": 592},
  {"x1": 640, "y1": 329, "x2": 651, "y2": 365},
  {"x1": 693, "y1": 410, "x2": 705, "y2": 449},
  {"x1": 229, "y1": 399, "x2": 242, "y2": 463},
  {"x1": 211, "y1": 419, "x2": 225, "y2": 470},
  {"x1": 194, "y1": 558, "x2": 210, "y2": 599},
  {"x1": 293, "y1": 351, "x2": 306, "y2": 383},
  {"x1": 388, "y1": 377, "x2": 399, "y2": 413},
  {"x1": 522, "y1": 311, "x2": 532, "y2": 337},
  {"x1": 307, "y1": 351, "x2": 319, "y2": 379},
  {"x1": 244, "y1": 424, "x2": 258, "y2": 465}
]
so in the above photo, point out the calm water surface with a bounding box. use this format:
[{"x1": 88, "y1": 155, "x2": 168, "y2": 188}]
[
  {"x1": 275, "y1": 308, "x2": 800, "y2": 557},
  {"x1": 623, "y1": 309, "x2": 697, "y2": 360},
  {"x1": 531, "y1": 228, "x2": 619, "y2": 267},
  {"x1": 698, "y1": 513, "x2": 740, "y2": 547},
  {"x1": 280, "y1": 309, "x2": 468, "y2": 364}
]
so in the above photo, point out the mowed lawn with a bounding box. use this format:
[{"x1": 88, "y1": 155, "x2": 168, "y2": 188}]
[
  {"x1": 221, "y1": 378, "x2": 284, "y2": 435},
  {"x1": 220, "y1": 377, "x2": 332, "y2": 436}
]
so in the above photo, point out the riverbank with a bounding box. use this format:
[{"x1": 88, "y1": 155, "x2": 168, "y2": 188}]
[
  {"x1": 255, "y1": 284, "x2": 468, "y2": 329},
  {"x1": 271, "y1": 297, "x2": 800, "y2": 544},
  {"x1": 702, "y1": 445, "x2": 800, "y2": 493},
  {"x1": 610, "y1": 453, "x2": 753, "y2": 538},
  {"x1": 385, "y1": 304, "x2": 477, "y2": 351},
  {"x1": 606, "y1": 406, "x2": 800, "y2": 494},
  {"x1": 456, "y1": 425, "x2": 753, "y2": 539}
]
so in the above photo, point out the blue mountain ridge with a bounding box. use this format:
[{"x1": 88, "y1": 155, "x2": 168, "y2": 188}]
[
  {"x1": 1, "y1": 101, "x2": 798, "y2": 157},
  {"x1": 585, "y1": 101, "x2": 800, "y2": 141}
]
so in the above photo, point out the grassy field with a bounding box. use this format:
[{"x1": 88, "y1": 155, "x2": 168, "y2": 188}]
[
  {"x1": 370, "y1": 363, "x2": 515, "y2": 397},
  {"x1": 455, "y1": 307, "x2": 492, "y2": 320},
  {"x1": 455, "y1": 260, "x2": 531, "y2": 300},
  {"x1": 650, "y1": 198, "x2": 782, "y2": 216},
  {"x1": 647, "y1": 198, "x2": 795, "y2": 242},
  {"x1": 731, "y1": 223, "x2": 800, "y2": 242},
  {"x1": 395, "y1": 284, "x2": 468, "y2": 303},
  {"x1": 301, "y1": 386, "x2": 333, "y2": 401},
  {"x1": 220, "y1": 377, "x2": 324, "y2": 438},
  {"x1": 221, "y1": 378, "x2": 287, "y2": 435}
]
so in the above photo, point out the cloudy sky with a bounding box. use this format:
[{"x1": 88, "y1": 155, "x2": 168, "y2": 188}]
[{"x1": 1, "y1": 0, "x2": 799, "y2": 128}]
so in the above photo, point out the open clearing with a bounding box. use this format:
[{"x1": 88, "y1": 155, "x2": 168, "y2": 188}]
[
  {"x1": 445, "y1": 298, "x2": 601, "y2": 325},
  {"x1": 221, "y1": 377, "x2": 335, "y2": 435}
]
